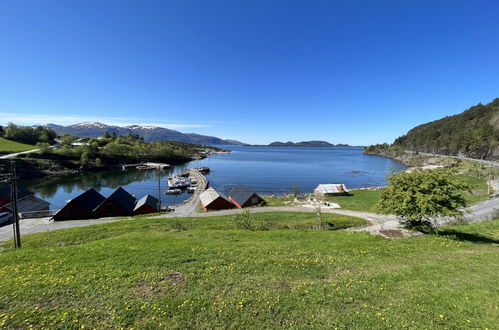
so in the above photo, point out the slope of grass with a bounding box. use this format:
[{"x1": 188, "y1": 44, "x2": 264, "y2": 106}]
[
  {"x1": 456, "y1": 174, "x2": 491, "y2": 204},
  {"x1": 0, "y1": 215, "x2": 498, "y2": 328},
  {"x1": 0, "y1": 137, "x2": 36, "y2": 154},
  {"x1": 326, "y1": 189, "x2": 382, "y2": 212}
]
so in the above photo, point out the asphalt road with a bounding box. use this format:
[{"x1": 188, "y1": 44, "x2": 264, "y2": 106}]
[{"x1": 406, "y1": 150, "x2": 499, "y2": 167}]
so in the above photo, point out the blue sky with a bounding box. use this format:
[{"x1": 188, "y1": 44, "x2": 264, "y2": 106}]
[{"x1": 1, "y1": 0, "x2": 498, "y2": 145}]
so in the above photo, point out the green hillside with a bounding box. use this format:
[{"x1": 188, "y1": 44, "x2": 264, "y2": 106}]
[
  {"x1": 393, "y1": 98, "x2": 499, "y2": 159},
  {"x1": 0, "y1": 138, "x2": 36, "y2": 154},
  {"x1": 0, "y1": 214, "x2": 498, "y2": 328}
]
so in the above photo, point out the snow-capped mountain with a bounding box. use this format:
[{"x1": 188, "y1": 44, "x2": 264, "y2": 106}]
[{"x1": 45, "y1": 122, "x2": 246, "y2": 145}]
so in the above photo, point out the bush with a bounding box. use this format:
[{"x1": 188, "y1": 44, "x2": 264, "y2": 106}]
[
  {"x1": 375, "y1": 169, "x2": 469, "y2": 227},
  {"x1": 232, "y1": 210, "x2": 254, "y2": 230}
]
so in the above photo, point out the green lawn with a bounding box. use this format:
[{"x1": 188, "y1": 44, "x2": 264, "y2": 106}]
[
  {"x1": 455, "y1": 174, "x2": 491, "y2": 204},
  {"x1": 0, "y1": 213, "x2": 498, "y2": 329},
  {"x1": 324, "y1": 174, "x2": 490, "y2": 212},
  {"x1": 0, "y1": 137, "x2": 36, "y2": 154},
  {"x1": 326, "y1": 189, "x2": 382, "y2": 212},
  {"x1": 264, "y1": 194, "x2": 296, "y2": 206}
]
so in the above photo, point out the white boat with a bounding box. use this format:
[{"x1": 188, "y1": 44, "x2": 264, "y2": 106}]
[
  {"x1": 167, "y1": 175, "x2": 191, "y2": 189},
  {"x1": 165, "y1": 189, "x2": 182, "y2": 195}
]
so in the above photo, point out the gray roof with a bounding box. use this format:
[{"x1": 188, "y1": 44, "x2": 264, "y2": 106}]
[
  {"x1": 69, "y1": 188, "x2": 106, "y2": 211},
  {"x1": 228, "y1": 185, "x2": 262, "y2": 205},
  {"x1": 0, "y1": 185, "x2": 34, "y2": 206},
  {"x1": 100, "y1": 187, "x2": 137, "y2": 212},
  {"x1": 199, "y1": 187, "x2": 230, "y2": 207},
  {"x1": 3, "y1": 195, "x2": 50, "y2": 213},
  {"x1": 134, "y1": 194, "x2": 159, "y2": 211}
]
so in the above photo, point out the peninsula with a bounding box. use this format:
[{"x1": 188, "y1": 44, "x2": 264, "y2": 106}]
[{"x1": 255, "y1": 140, "x2": 359, "y2": 147}]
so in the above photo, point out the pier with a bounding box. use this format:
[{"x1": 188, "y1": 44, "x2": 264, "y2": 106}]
[
  {"x1": 122, "y1": 162, "x2": 171, "y2": 170},
  {"x1": 165, "y1": 168, "x2": 209, "y2": 217}
]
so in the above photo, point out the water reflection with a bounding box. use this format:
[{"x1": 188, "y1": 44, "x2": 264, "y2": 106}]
[{"x1": 23, "y1": 164, "x2": 189, "y2": 199}]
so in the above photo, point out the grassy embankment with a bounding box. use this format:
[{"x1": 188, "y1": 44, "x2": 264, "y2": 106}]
[
  {"x1": 266, "y1": 173, "x2": 490, "y2": 213},
  {"x1": 0, "y1": 213, "x2": 498, "y2": 328},
  {"x1": 0, "y1": 138, "x2": 36, "y2": 154}
]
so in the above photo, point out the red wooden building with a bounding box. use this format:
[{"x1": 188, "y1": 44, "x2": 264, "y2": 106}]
[
  {"x1": 228, "y1": 185, "x2": 265, "y2": 208},
  {"x1": 199, "y1": 187, "x2": 235, "y2": 211},
  {"x1": 93, "y1": 187, "x2": 137, "y2": 218},
  {"x1": 52, "y1": 188, "x2": 105, "y2": 221},
  {"x1": 133, "y1": 194, "x2": 159, "y2": 215}
]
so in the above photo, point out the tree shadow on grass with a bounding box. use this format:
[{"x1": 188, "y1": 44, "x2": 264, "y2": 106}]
[{"x1": 435, "y1": 229, "x2": 499, "y2": 244}]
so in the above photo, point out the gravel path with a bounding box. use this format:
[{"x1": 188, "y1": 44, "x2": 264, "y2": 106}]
[{"x1": 0, "y1": 148, "x2": 40, "y2": 159}]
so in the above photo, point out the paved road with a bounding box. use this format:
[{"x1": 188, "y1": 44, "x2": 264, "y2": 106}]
[
  {"x1": 406, "y1": 150, "x2": 499, "y2": 167},
  {"x1": 433, "y1": 196, "x2": 499, "y2": 226},
  {"x1": 0, "y1": 148, "x2": 40, "y2": 159}
]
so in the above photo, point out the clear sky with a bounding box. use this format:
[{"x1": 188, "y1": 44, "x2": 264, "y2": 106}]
[{"x1": 1, "y1": 0, "x2": 498, "y2": 145}]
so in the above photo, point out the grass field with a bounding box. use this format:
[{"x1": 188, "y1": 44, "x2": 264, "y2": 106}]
[
  {"x1": 326, "y1": 189, "x2": 382, "y2": 212},
  {"x1": 0, "y1": 213, "x2": 498, "y2": 329},
  {"x1": 324, "y1": 174, "x2": 490, "y2": 212},
  {"x1": 0, "y1": 137, "x2": 36, "y2": 154},
  {"x1": 456, "y1": 174, "x2": 491, "y2": 204},
  {"x1": 264, "y1": 194, "x2": 296, "y2": 206}
]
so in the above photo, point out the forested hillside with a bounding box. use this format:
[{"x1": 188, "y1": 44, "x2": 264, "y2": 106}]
[{"x1": 392, "y1": 98, "x2": 499, "y2": 159}]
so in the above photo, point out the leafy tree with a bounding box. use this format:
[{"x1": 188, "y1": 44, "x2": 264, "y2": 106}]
[
  {"x1": 60, "y1": 133, "x2": 76, "y2": 146},
  {"x1": 375, "y1": 169, "x2": 468, "y2": 227},
  {"x1": 80, "y1": 151, "x2": 90, "y2": 169},
  {"x1": 0, "y1": 125, "x2": 4, "y2": 137},
  {"x1": 3, "y1": 123, "x2": 56, "y2": 144},
  {"x1": 36, "y1": 142, "x2": 51, "y2": 153}
]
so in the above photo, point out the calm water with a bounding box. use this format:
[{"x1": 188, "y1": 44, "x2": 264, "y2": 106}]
[{"x1": 24, "y1": 146, "x2": 405, "y2": 210}]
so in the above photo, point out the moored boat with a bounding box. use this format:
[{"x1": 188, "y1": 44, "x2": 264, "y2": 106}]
[{"x1": 165, "y1": 189, "x2": 182, "y2": 195}]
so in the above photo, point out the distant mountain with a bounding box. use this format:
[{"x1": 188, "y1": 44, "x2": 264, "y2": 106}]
[
  {"x1": 46, "y1": 122, "x2": 246, "y2": 145},
  {"x1": 264, "y1": 141, "x2": 357, "y2": 147}
]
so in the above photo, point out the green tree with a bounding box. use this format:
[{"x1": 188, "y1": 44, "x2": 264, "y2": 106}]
[
  {"x1": 0, "y1": 125, "x2": 3, "y2": 137},
  {"x1": 36, "y1": 142, "x2": 51, "y2": 153},
  {"x1": 375, "y1": 169, "x2": 468, "y2": 227},
  {"x1": 80, "y1": 151, "x2": 91, "y2": 169}
]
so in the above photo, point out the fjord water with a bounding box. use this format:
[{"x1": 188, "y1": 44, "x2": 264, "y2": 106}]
[
  {"x1": 25, "y1": 146, "x2": 405, "y2": 210},
  {"x1": 195, "y1": 146, "x2": 405, "y2": 194}
]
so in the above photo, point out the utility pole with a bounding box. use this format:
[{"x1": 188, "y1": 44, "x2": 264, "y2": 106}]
[
  {"x1": 10, "y1": 160, "x2": 21, "y2": 248},
  {"x1": 157, "y1": 167, "x2": 162, "y2": 211},
  {"x1": 488, "y1": 159, "x2": 493, "y2": 196}
]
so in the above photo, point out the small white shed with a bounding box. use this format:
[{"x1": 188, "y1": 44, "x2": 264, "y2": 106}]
[{"x1": 314, "y1": 184, "x2": 349, "y2": 196}]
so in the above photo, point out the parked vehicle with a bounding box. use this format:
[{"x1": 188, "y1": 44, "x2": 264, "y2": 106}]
[{"x1": 0, "y1": 212, "x2": 13, "y2": 225}]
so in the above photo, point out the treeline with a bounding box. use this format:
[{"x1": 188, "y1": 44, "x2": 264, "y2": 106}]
[
  {"x1": 34, "y1": 133, "x2": 219, "y2": 169},
  {"x1": 0, "y1": 123, "x2": 57, "y2": 144},
  {"x1": 392, "y1": 98, "x2": 499, "y2": 159}
]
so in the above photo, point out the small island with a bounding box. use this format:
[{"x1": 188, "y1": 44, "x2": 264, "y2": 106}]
[{"x1": 254, "y1": 140, "x2": 359, "y2": 147}]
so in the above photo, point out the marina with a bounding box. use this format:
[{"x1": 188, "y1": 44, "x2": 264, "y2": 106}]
[{"x1": 23, "y1": 146, "x2": 405, "y2": 211}]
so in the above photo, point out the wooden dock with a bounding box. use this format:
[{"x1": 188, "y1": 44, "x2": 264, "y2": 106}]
[{"x1": 122, "y1": 162, "x2": 171, "y2": 170}]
